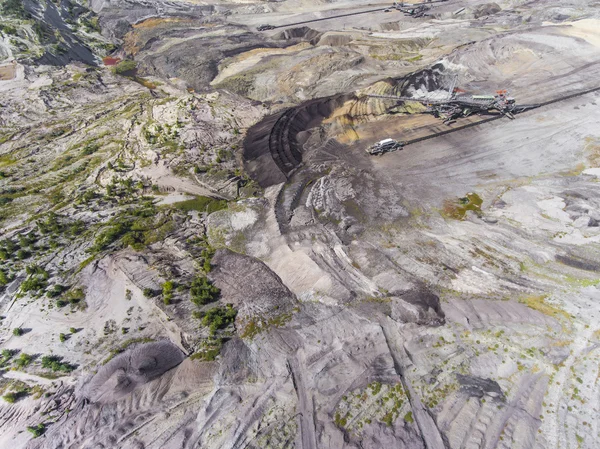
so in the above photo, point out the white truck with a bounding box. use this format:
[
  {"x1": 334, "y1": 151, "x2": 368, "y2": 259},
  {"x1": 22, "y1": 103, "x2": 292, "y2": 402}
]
[{"x1": 366, "y1": 138, "x2": 404, "y2": 155}]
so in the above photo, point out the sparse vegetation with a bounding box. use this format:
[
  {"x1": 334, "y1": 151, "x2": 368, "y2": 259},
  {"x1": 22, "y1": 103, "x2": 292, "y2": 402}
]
[
  {"x1": 196, "y1": 304, "x2": 237, "y2": 336},
  {"x1": 175, "y1": 196, "x2": 228, "y2": 214},
  {"x1": 113, "y1": 60, "x2": 137, "y2": 75},
  {"x1": 27, "y1": 423, "x2": 46, "y2": 438},
  {"x1": 190, "y1": 276, "x2": 220, "y2": 307},
  {"x1": 90, "y1": 202, "x2": 175, "y2": 253},
  {"x1": 162, "y1": 280, "x2": 175, "y2": 305},
  {"x1": 41, "y1": 355, "x2": 76, "y2": 373},
  {"x1": 520, "y1": 294, "x2": 571, "y2": 321},
  {"x1": 56, "y1": 287, "x2": 85, "y2": 308},
  {"x1": 240, "y1": 308, "x2": 298, "y2": 339},
  {"x1": 102, "y1": 337, "x2": 155, "y2": 364},
  {"x1": 14, "y1": 353, "x2": 33, "y2": 368},
  {"x1": 442, "y1": 193, "x2": 483, "y2": 220}
]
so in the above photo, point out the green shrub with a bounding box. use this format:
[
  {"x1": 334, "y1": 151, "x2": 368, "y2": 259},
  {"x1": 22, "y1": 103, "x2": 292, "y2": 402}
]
[
  {"x1": 162, "y1": 280, "x2": 175, "y2": 304},
  {"x1": 27, "y1": 423, "x2": 45, "y2": 438},
  {"x1": 59, "y1": 333, "x2": 67, "y2": 342},
  {"x1": 0, "y1": 269, "x2": 8, "y2": 286},
  {"x1": 114, "y1": 60, "x2": 137, "y2": 75},
  {"x1": 16, "y1": 249, "x2": 31, "y2": 260},
  {"x1": 69, "y1": 327, "x2": 77, "y2": 334},
  {"x1": 175, "y1": 196, "x2": 228, "y2": 214},
  {"x1": 3, "y1": 392, "x2": 17, "y2": 403},
  {"x1": 0, "y1": 24, "x2": 17, "y2": 35},
  {"x1": 21, "y1": 276, "x2": 47, "y2": 293},
  {"x1": 2, "y1": 388, "x2": 29, "y2": 403},
  {"x1": 46, "y1": 284, "x2": 66, "y2": 298},
  {"x1": 14, "y1": 353, "x2": 33, "y2": 368},
  {"x1": 143, "y1": 288, "x2": 157, "y2": 298},
  {"x1": 201, "y1": 247, "x2": 215, "y2": 272},
  {"x1": 200, "y1": 304, "x2": 237, "y2": 335},
  {"x1": 41, "y1": 355, "x2": 75, "y2": 373},
  {"x1": 12, "y1": 327, "x2": 23, "y2": 336},
  {"x1": 1, "y1": 349, "x2": 16, "y2": 360},
  {"x1": 65, "y1": 287, "x2": 85, "y2": 304},
  {"x1": 21, "y1": 265, "x2": 49, "y2": 294},
  {"x1": 190, "y1": 276, "x2": 220, "y2": 307}
]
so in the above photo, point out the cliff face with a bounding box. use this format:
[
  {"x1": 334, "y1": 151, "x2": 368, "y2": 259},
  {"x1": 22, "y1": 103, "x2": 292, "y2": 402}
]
[{"x1": 1, "y1": 1, "x2": 600, "y2": 449}]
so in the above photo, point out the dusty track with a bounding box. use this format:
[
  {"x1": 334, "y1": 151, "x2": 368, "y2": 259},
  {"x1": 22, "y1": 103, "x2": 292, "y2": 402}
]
[
  {"x1": 244, "y1": 72, "x2": 600, "y2": 234},
  {"x1": 400, "y1": 84, "x2": 600, "y2": 148},
  {"x1": 258, "y1": 0, "x2": 452, "y2": 30}
]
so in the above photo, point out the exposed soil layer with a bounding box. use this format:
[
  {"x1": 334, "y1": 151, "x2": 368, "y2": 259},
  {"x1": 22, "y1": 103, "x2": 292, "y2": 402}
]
[
  {"x1": 243, "y1": 94, "x2": 353, "y2": 187},
  {"x1": 243, "y1": 66, "x2": 452, "y2": 188},
  {"x1": 0, "y1": 63, "x2": 16, "y2": 81}
]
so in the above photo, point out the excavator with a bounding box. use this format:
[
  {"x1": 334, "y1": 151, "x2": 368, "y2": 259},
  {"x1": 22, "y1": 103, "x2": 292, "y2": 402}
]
[{"x1": 367, "y1": 76, "x2": 523, "y2": 125}]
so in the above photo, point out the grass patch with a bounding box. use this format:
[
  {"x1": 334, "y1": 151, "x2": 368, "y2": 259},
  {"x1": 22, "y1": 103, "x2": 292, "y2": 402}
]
[
  {"x1": 113, "y1": 60, "x2": 137, "y2": 76},
  {"x1": 442, "y1": 192, "x2": 483, "y2": 220},
  {"x1": 240, "y1": 308, "x2": 298, "y2": 339},
  {"x1": 102, "y1": 337, "x2": 154, "y2": 364},
  {"x1": 520, "y1": 294, "x2": 570, "y2": 321},
  {"x1": 175, "y1": 196, "x2": 228, "y2": 214}
]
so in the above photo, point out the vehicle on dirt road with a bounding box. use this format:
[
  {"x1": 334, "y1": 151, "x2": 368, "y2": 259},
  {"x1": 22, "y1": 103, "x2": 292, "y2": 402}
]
[{"x1": 366, "y1": 138, "x2": 404, "y2": 155}]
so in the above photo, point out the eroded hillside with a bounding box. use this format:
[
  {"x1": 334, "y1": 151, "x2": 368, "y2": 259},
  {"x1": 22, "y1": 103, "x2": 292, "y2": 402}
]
[{"x1": 1, "y1": 1, "x2": 600, "y2": 448}]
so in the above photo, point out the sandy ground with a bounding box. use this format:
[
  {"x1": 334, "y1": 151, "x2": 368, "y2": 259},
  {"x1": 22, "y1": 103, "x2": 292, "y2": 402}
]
[
  {"x1": 0, "y1": 62, "x2": 16, "y2": 81},
  {"x1": 365, "y1": 91, "x2": 600, "y2": 203},
  {"x1": 2, "y1": 1, "x2": 600, "y2": 448},
  {"x1": 139, "y1": 162, "x2": 219, "y2": 197},
  {"x1": 551, "y1": 19, "x2": 600, "y2": 48},
  {"x1": 0, "y1": 63, "x2": 25, "y2": 92}
]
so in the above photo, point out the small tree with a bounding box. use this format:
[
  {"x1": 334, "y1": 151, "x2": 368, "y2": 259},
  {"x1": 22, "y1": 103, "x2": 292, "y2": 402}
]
[
  {"x1": 3, "y1": 392, "x2": 17, "y2": 403},
  {"x1": 190, "y1": 276, "x2": 220, "y2": 307},
  {"x1": 12, "y1": 327, "x2": 23, "y2": 336},
  {"x1": 27, "y1": 423, "x2": 45, "y2": 438},
  {"x1": 162, "y1": 281, "x2": 175, "y2": 305},
  {"x1": 143, "y1": 288, "x2": 157, "y2": 298},
  {"x1": 14, "y1": 353, "x2": 33, "y2": 368},
  {"x1": 0, "y1": 269, "x2": 8, "y2": 286},
  {"x1": 113, "y1": 60, "x2": 137, "y2": 75}
]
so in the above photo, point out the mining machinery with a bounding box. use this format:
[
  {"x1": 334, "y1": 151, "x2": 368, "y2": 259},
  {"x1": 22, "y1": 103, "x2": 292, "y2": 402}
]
[
  {"x1": 366, "y1": 138, "x2": 404, "y2": 155},
  {"x1": 367, "y1": 78, "x2": 521, "y2": 124},
  {"x1": 393, "y1": 0, "x2": 449, "y2": 17},
  {"x1": 394, "y1": 2, "x2": 430, "y2": 17}
]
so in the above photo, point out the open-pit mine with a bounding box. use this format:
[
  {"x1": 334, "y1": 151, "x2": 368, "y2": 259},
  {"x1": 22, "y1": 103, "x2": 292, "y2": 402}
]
[{"x1": 1, "y1": 0, "x2": 600, "y2": 448}]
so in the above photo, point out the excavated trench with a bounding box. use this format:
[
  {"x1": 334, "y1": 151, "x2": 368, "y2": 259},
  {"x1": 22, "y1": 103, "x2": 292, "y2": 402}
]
[
  {"x1": 243, "y1": 66, "x2": 449, "y2": 188},
  {"x1": 243, "y1": 94, "x2": 354, "y2": 187}
]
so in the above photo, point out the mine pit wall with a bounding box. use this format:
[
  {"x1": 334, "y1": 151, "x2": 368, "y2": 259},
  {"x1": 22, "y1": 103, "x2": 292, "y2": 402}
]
[
  {"x1": 243, "y1": 66, "x2": 452, "y2": 236},
  {"x1": 243, "y1": 94, "x2": 354, "y2": 188},
  {"x1": 242, "y1": 65, "x2": 451, "y2": 188}
]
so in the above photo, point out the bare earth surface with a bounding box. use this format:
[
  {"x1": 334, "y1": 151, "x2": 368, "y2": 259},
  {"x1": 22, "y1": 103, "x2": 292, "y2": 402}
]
[{"x1": 0, "y1": 0, "x2": 600, "y2": 448}]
